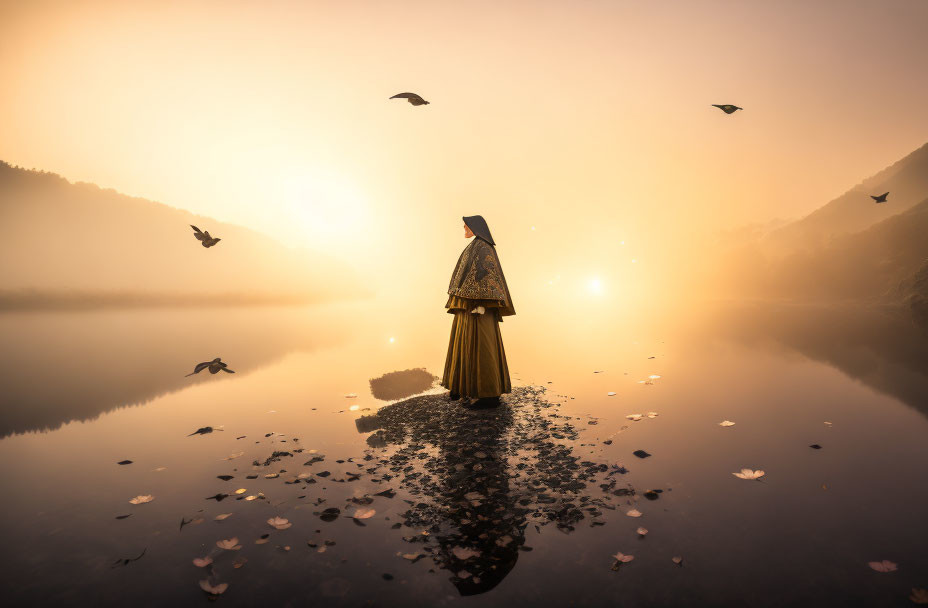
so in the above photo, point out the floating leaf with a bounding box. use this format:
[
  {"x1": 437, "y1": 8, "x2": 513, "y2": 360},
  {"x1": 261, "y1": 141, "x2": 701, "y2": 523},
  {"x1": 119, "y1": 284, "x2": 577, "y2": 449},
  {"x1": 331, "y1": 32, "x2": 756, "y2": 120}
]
[
  {"x1": 192, "y1": 557, "x2": 213, "y2": 568},
  {"x1": 198, "y1": 580, "x2": 228, "y2": 595},
  {"x1": 626, "y1": 414, "x2": 642, "y2": 421},
  {"x1": 612, "y1": 551, "x2": 634, "y2": 563},
  {"x1": 255, "y1": 534, "x2": 270, "y2": 545},
  {"x1": 264, "y1": 473, "x2": 279, "y2": 479},
  {"x1": 129, "y1": 495, "x2": 154, "y2": 504},
  {"x1": 267, "y1": 516, "x2": 292, "y2": 530},
  {"x1": 636, "y1": 527, "x2": 648, "y2": 536},
  {"x1": 234, "y1": 488, "x2": 247, "y2": 495},
  {"x1": 626, "y1": 509, "x2": 642, "y2": 518},
  {"x1": 345, "y1": 393, "x2": 357, "y2": 398},
  {"x1": 646, "y1": 412, "x2": 658, "y2": 418},
  {"x1": 153, "y1": 467, "x2": 167, "y2": 472},
  {"x1": 349, "y1": 405, "x2": 360, "y2": 411},
  {"x1": 319, "y1": 507, "x2": 340, "y2": 522},
  {"x1": 732, "y1": 468, "x2": 765, "y2": 480},
  {"x1": 223, "y1": 452, "x2": 244, "y2": 460},
  {"x1": 112, "y1": 548, "x2": 146, "y2": 568},
  {"x1": 910, "y1": 588, "x2": 928, "y2": 604},
  {"x1": 353, "y1": 508, "x2": 376, "y2": 520},
  {"x1": 809, "y1": 444, "x2": 822, "y2": 449},
  {"x1": 868, "y1": 560, "x2": 898, "y2": 573},
  {"x1": 607, "y1": 392, "x2": 616, "y2": 397},
  {"x1": 216, "y1": 538, "x2": 242, "y2": 550},
  {"x1": 632, "y1": 450, "x2": 651, "y2": 459},
  {"x1": 719, "y1": 420, "x2": 736, "y2": 427},
  {"x1": 452, "y1": 547, "x2": 480, "y2": 560},
  {"x1": 672, "y1": 556, "x2": 683, "y2": 565},
  {"x1": 233, "y1": 557, "x2": 247, "y2": 569},
  {"x1": 117, "y1": 460, "x2": 133, "y2": 465},
  {"x1": 214, "y1": 513, "x2": 233, "y2": 521}
]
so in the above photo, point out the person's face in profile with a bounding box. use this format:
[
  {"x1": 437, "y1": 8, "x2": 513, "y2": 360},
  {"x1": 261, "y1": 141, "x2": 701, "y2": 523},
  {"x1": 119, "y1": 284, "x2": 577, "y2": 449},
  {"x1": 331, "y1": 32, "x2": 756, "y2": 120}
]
[{"x1": 463, "y1": 223, "x2": 474, "y2": 238}]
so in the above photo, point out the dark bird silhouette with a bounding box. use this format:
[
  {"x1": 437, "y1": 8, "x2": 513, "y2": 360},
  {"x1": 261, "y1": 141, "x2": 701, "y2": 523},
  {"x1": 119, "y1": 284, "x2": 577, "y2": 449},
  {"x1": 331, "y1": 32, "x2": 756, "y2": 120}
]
[
  {"x1": 871, "y1": 192, "x2": 889, "y2": 203},
  {"x1": 188, "y1": 426, "x2": 215, "y2": 436},
  {"x1": 390, "y1": 92, "x2": 429, "y2": 106},
  {"x1": 185, "y1": 358, "x2": 235, "y2": 377},
  {"x1": 190, "y1": 225, "x2": 221, "y2": 248},
  {"x1": 712, "y1": 104, "x2": 742, "y2": 114}
]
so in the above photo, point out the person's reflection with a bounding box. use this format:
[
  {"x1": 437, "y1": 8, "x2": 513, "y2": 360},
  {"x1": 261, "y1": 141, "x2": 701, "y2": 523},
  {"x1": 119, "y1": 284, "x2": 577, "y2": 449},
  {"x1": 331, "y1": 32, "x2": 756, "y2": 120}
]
[
  {"x1": 356, "y1": 388, "x2": 604, "y2": 595},
  {"x1": 356, "y1": 397, "x2": 522, "y2": 594}
]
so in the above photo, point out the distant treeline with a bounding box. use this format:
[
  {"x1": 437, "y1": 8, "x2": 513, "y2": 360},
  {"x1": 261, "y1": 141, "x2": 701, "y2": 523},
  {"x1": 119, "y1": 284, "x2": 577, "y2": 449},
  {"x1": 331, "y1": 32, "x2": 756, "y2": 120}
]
[
  {"x1": 0, "y1": 289, "x2": 331, "y2": 311},
  {"x1": 0, "y1": 160, "x2": 368, "y2": 308}
]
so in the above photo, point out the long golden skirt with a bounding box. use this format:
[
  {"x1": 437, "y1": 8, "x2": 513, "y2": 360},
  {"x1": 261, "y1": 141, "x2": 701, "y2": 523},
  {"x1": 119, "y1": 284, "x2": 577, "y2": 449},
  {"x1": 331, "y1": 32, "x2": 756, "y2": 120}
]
[{"x1": 441, "y1": 308, "x2": 511, "y2": 398}]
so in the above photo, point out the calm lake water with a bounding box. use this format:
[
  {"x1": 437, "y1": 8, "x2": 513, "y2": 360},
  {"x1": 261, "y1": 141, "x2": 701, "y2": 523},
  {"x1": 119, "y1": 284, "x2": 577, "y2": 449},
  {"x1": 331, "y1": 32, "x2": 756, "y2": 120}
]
[{"x1": 0, "y1": 298, "x2": 926, "y2": 607}]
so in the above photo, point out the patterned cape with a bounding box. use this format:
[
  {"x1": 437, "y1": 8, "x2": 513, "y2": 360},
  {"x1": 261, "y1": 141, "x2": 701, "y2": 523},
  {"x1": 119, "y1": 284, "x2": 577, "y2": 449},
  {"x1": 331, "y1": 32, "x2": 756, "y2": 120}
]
[{"x1": 447, "y1": 237, "x2": 515, "y2": 316}]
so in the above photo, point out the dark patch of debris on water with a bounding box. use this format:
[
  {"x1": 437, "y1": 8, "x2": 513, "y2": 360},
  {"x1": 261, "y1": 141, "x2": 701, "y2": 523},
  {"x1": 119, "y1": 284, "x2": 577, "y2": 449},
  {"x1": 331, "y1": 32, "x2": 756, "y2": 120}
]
[{"x1": 153, "y1": 387, "x2": 647, "y2": 598}]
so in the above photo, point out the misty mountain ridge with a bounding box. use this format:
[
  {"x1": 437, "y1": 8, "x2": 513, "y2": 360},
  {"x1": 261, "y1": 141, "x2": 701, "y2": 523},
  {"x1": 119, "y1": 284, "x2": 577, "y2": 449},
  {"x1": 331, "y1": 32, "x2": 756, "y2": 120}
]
[
  {"x1": 764, "y1": 141, "x2": 928, "y2": 252},
  {"x1": 0, "y1": 161, "x2": 366, "y2": 308},
  {"x1": 706, "y1": 141, "x2": 928, "y2": 324}
]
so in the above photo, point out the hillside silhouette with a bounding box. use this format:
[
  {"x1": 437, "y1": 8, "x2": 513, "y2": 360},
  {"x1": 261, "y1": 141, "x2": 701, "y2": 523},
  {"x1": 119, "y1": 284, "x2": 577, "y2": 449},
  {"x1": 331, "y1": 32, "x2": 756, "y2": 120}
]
[
  {"x1": 706, "y1": 142, "x2": 928, "y2": 321},
  {"x1": 765, "y1": 142, "x2": 928, "y2": 251},
  {"x1": 0, "y1": 162, "x2": 365, "y2": 308}
]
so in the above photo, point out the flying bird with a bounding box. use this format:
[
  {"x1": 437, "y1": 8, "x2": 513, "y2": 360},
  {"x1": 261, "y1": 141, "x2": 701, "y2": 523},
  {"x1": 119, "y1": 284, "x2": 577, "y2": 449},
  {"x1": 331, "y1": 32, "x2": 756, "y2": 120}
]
[
  {"x1": 871, "y1": 192, "x2": 889, "y2": 203},
  {"x1": 390, "y1": 92, "x2": 429, "y2": 106},
  {"x1": 185, "y1": 358, "x2": 235, "y2": 377},
  {"x1": 190, "y1": 225, "x2": 221, "y2": 248},
  {"x1": 712, "y1": 104, "x2": 742, "y2": 114}
]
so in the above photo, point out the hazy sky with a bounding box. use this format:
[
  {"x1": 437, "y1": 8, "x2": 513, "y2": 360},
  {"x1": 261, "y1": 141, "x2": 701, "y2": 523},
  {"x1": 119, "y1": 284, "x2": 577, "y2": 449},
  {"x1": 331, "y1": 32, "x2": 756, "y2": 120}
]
[{"x1": 2, "y1": 0, "x2": 927, "y2": 301}]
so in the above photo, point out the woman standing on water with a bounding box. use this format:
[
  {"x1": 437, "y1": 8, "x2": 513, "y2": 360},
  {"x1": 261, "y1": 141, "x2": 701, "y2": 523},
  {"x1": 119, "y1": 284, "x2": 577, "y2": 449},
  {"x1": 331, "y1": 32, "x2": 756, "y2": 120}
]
[{"x1": 442, "y1": 215, "x2": 515, "y2": 407}]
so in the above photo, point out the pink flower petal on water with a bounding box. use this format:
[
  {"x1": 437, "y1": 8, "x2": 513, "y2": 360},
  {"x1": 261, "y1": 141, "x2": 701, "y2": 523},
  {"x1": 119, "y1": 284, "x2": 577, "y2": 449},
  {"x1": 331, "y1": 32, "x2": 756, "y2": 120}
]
[
  {"x1": 198, "y1": 580, "x2": 229, "y2": 595},
  {"x1": 868, "y1": 560, "x2": 898, "y2": 573},
  {"x1": 612, "y1": 551, "x2": 634, "y2": 563},
  {"x1": 216, "y1": 538, "x2": 242, "y2": 550}
]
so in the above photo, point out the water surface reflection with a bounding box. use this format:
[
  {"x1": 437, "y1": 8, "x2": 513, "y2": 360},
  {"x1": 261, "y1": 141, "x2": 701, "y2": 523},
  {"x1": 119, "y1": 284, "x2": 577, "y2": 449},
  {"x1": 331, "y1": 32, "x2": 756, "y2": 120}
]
[
  {"x1": 357, "y1": 386, "x2": 623, "y2": 595},
  {"x1": 0, "y1": 307, "x2": 351, "y2": 436},
  {"x1": 0, "y1": 301, "x2": 926, "y2": 607},
  {"x1": 703, "y1": 304, "x2": 928, "y2": 418}
]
